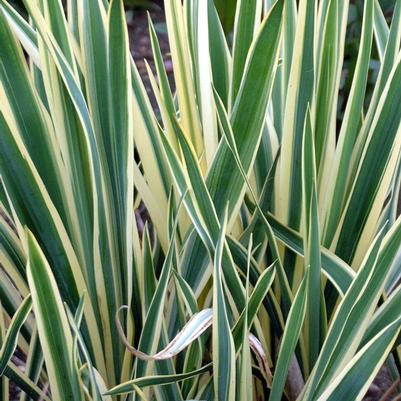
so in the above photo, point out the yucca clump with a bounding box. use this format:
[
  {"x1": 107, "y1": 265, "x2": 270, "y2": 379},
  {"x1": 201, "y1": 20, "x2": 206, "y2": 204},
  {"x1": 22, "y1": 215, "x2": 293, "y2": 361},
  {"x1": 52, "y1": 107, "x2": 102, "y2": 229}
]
[{"x1": 0, "y1": 0, "x2": 401, "y2": 400}]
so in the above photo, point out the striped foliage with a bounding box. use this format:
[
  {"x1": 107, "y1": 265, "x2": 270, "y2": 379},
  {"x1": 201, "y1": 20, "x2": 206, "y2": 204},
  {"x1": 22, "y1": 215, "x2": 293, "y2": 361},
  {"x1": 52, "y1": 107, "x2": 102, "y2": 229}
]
[{"x1": 0, "y1": 0, "x2": 401, "y2": 400}]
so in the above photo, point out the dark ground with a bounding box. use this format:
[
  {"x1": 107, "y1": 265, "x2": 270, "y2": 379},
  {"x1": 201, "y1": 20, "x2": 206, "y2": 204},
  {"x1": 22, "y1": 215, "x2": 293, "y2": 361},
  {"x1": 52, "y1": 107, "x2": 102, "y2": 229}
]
[{"x1": 128, "y1": 0, "x2": 174, "y2": 108}]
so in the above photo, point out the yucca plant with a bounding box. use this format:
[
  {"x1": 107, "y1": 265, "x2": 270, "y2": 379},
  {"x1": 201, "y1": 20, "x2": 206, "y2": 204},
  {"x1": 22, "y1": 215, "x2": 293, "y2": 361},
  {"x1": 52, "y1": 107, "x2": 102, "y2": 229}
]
[{"x1": 1, "y1": 0, "x2": 401, "y2": 400}]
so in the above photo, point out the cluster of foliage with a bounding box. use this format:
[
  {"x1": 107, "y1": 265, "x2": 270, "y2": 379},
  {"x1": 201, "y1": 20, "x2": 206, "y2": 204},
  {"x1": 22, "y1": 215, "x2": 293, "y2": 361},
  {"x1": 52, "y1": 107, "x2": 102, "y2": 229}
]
[{"x1": 1, "y1": 0, "x2": 401, "y2": 400}]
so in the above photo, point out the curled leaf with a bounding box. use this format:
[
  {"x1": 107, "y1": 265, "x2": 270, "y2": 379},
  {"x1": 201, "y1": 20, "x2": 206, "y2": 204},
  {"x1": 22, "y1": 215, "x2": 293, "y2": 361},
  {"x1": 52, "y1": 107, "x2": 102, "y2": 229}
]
[
  {"x1": 116, "y1": 306, "x2": 213, "y2": 360},
  {"x1": 249, "y1": 333, "x2": 272, "y2": 386}
]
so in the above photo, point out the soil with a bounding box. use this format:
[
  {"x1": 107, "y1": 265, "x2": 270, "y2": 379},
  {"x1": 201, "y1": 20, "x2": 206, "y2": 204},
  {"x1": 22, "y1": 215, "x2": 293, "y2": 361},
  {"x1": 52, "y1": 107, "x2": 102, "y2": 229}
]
[{"x1": 127, "y1": 0, "x2": 175, "y2": 110}]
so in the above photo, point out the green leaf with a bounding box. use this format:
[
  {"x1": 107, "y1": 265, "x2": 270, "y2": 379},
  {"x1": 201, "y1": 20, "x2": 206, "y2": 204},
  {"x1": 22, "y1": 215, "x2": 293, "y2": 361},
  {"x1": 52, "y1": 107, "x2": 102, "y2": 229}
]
[
  {"x1": 313, "y1": 0, "x2": 339, "y2": 174},
  {"x1": 276, "y1": 0, "x2": 315, "y2": 233},
  {"x1": 232, "y1": 262, "x2": 276, "y2": 346},
  {"x1": 26, "y1": 231, "x2": 82, "y2": 401},
  {"x1": 160, "y1": 121, "x2": 246, "y2": 313},
  {"x1": 164, "y1": 0, "x2": 204, "y2": 158},
  {"x1": 237, "y1": 238, "x2": 253, "y2": 401},
  {"x1": 181, "y1": 0, "x2": 284, "y2": 294},
  {"x1": 335, "y1": 48, "x2": 401, "y2": 264},
  {"x1": 0, "y1": 4, "x2": 66, "y2": 218},
  {"x1": 302, "y1": 110, "x2": 321, "y2": 368},
  {"x1": 107, "y1": 0, "x2": 134, "y2": 339},
  {"x1": 267, "y1": 213, "x2": 354, "y2": 295},
  {"x1": 132, "y1": 229, "x2": 182, "y2": 401},
  {"x1": 302, "y1": 219, "x2": 401, "y2": 399},
  {"x1": 231, "y1": 0, "x2": 262, "y2": 101},
  {"x1": 4, "y1": 362, "x2": 51, "y2": 401},
  {"x1": 322, "y1": 0, "x2": 374, "y2": 247},
  {"x1": 213, "y1": 210, "x2": 236, "y2": 401},
  {"x1": 0, "y1": 0, "x2": 38, "y2": 64},
  {"x1": 269, "y1": 274, "x2": 308, "y2": 401},
  {"x1": 212, "y1": 87, "x2": 293, "y2": 315},
  {"x1": 105, "y1": 363, "x2": 212, "y2": 396},
  {"x1": 315, "y1": 315, "x2": 401, "y2": 401},
  {"x1": 373, "y1": 0, "x2": 389, "y2": 60},
  {"x1": 18, "y1": 328, "x2": 45, "y2": 401},
  {"x1": 207, "y1": 0, "x2": 231, "y2": 107},
  {"x1": 0, "y1": 294, "x2": 31, "y2": 376}
]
